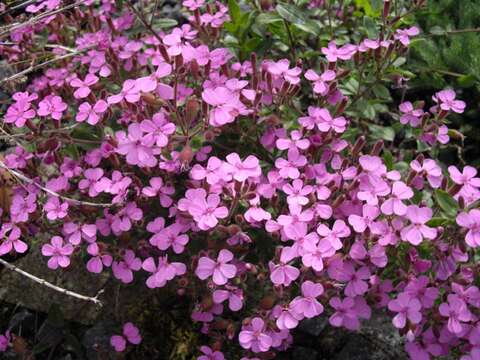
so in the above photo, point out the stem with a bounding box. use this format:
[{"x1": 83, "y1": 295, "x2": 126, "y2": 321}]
[
  {"x1": 0, "y1": 257, "x2": 104, "y2": 306},
  {"x1": 283, "y1": 20, "x2": 296, "y2": 61}
]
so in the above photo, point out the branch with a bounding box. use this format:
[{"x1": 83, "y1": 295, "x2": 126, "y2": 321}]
[
  {"x1": 0, "y1": 257, "x2": 104, "y2": 306},
  {"x1": 0, "y1": 51, "x2": 83, "y2": 85},
  {"x1": 0, "y1": 161, "x2": 114, "y2": 208}
]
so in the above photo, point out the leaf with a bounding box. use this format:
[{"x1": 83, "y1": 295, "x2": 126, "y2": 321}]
[
  {"x1": 228, "y1": 0, "x2": 241, "y2": 24},
  {"x1": 276, "y1": 3, "x2": 320, "y2": 35},
  {"x1": 427, "y1": 217, "x2": 455, "y2": 227},
  {"x1": 382, "y1": 149, "x2": 394, "y2": 171},
  {"x1": 152, "y1": 18, "x2": 178, "y2": 29},
  {"x1": 372, "y1": 84, "x2": 391, "y2": 100},
  {"x1": 369, "y1": 124, "x2": 395, "y2": 141},
  {"x1": 434, "y1": 189, "x2": 459, "y2": 218},
  {"x1": 363, "y1": 16, "x2": 378, "y2": 38}
]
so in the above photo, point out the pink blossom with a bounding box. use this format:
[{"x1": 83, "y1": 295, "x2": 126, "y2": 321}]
[
  {"x1": 276, "y1": 130, "x2": 310, "y2": 151},
  {"x1": 213, "y1": 286, "x2": 244, "y2": 311},
  {"x1": 267, "y1": 59, "x2": 302, "y2": 85},
  {"x1": 305, "y1": 69, "x2": 336, "y2": 95},
  {"x1": 329, "y1": 260, "x2": 370, "y2": 297},
  {"x1": 387, "y1": 292, "x2": 422, "y2": 329},
  {"x1": 0, "y1": 331, "x2": 10, "y2": 352},
  {"x1": 78, "y1": 168, "x2": 104, "y2": 197},
  {"x1": 410, "y1": 159, "x2": 443, "y2": 189},
  {"x1": 456, "y1": 209, "x2": 480, "y2": 247},
  {"x1": 433, "y1": 89, "x2": 466, "y2": 114},
  {"x1": 399, "y1": 101, "x2": 423, "y2": 127},
  {"x1": 400, "y1": 205, "x2": 437, "y2": 245},
  {"x1": 70, "y1": 74, "x2": 99, "y2": 98},
  {"x1": 290, "y1": 281, "x2": 324, "y2": 318},
  {"x1": 107, "y1": 79, "x2": 141, "y2": 104},
  {"x1": 140, "y1": 113, "x2": 176, "y2": 148},
  {"x1": 317, "y1": 219, "x2": 350, "y2": 250},
  {"x1": 321, "y1": 41, "x2": 357, "y2": 62},
  {"x1": 62, "y1": 222, "x2": 96, "y2": 245},
  {"x1": 43, "y1": 196, "x2": 69, "y2": 220},
  {"x1": 394, "y1": 26, "x2": 420, "y2": 46},
  {"x1": 439, "y1": 294, "x2": 472, "y2": 334},
  {"x1": 178, "y1": 188, "x2": 228, "y2": 230},
  {"x1": 275, "y1": 149, "x2": 307, "y2": 179},
  {"x1": 298, "y1": 106, "x2": 346, "y2": 133},
  {"x1": 86, "y1": 243, "x2": 112, "y2": 273},
  {"x1": 329, "y1": 296, "x2": 371, "y2": 330},
  {"x1": 41, "y1": 236, "x2": 73, "y2": 269},
  {"x1": 76, "y1": 100, "x2": 108, "y2": 125},
  {"x1": 348, "y1": 204, "x2": 380, "y2": 233},
  {"x1": 198, "y1": 346, "x2": 225, "y2": 360},
  {"x1": 150, "y1": 223, "x2": 189, "y2": 253},
  {"x1": 224, "y1": 153, "x2": 262, "y2": 182},
  {"x1": 190, "y1": 156, "x2": 230, "y2": 185},
  {"x1": 142, "y1": 256, "x2": 186, "y2": 288},
  {"x1": 4, "y1": 100, "x2": 36, "y2": 127},
  {"x1": 283, "y1": 179, "x2": 313, "y2": 206},
  {"x1": 115, "y1": 123, "x2": 158, "y2": 167},
  {"x1": 142, "y1": 177, "x2": 174, "y2": 207},
  {"x1": 0, "y1": 224, "x2": 28, "y2": 255},
  {"x1": 448, "y1": 166, "x2": 480, "y2": 188},
  {"x1": 112, "y1": 250, "x2": 142, "y2": 283},
  {"x1": 201, "y1": 86, "x2": 248, "y2": 126},
  {"x1": 238, "y1": 317, "x2": 272, "y2": 353},
  {"x1": 195, "y1": 249, "x2": 237, "y2": 285},
  {"x1": 380, "y1": 181, "x2": 413, "y2": 216},
  {"x1": 110, "y1": 322, "x2": 142, "y2": 352},
  {"x1": 37, "y1": 95, "x2": 67, "y2": 120},
  {"x1": 269, "y1": 261, "x2": 300, "y2": 287}
]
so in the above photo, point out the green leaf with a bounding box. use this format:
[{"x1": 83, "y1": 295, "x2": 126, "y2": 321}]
[
  {"x1": 152, "y1": 18, "x2": 178, "y2": 29},
  {"x1": 228, "y1": 0, "x2": 241, "y2": 24},
  {"x1": 369, "y1": 124, "x2": 395, "y2": 141},
  {"x1": 276, "y1": 3, "x2": 319, "y2": 35},
  {"x1": 372, "y1": 84, "x2": 391, "y2": 100},
  {"x1": 382, "y1": 149, "x2": 394, "y2": 171},
  {"x1": 363, "y1": 16, "x2": 378, "y2": 38},
  {"x1": 427, "y1": 217, "x2": 455, "y2": 227},
  {"x1": 434, "y1": 189, "x2": 459, "y2": 218}
]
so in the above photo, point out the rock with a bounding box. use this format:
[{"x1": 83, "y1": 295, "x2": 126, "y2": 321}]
[
  {"x1": 82, "y1": 320, "x2": 117, "y2": 360},
  {"x1": 0, "y1": 243, "x2": 108, "y2": 324},
  {"x1": 298, "y1": 316, "x2": 329, "y2": 337},
  {"x1": 292, "y1": 346, "x2": 319, "y2": 360}
]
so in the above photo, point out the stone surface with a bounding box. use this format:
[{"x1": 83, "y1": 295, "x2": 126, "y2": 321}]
[{"x1": 0, "y1": 243, "x2": 109, "y2": 324}]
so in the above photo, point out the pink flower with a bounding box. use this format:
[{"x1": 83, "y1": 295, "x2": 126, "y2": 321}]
[
  {"x1": 142, "y1": 177, "x2": 174, "y2": 207},
  {"x1": 239, "y1": 317, "x2": 272, "y2": 353},
  {"x1": 195, "y1": 249, "x2": 237, "y2": 285},
  {"x1": 283, "y1": 179, "x2": 313, "y2": 206},
  {"x1": 37, "y1": 95, "x2": 67, "y2": 120},
  {"x1": 301, "y1": 237, "x2": 334, "y2": 271},
  {"x1": 387, "y1": 292, "x2": 422, "y2": 329},
  {"x1": 43, "y1": 196, "x2": 69, "y2": 220},
  {"x1": 78, "y1": 168, "x2": 104, "y2": 197},
  {"x1": 329, "y1": 261, "x2": 370, "y2": 297},
  {"x1": 115, "y1": 123, "x2": 158, "y2": 167},
  {"x1": 317, "y1": 220, "x2": 350, "y2": 250},
  {"x1": 0, "y1": 225, "x2": 28, "y2": 255},
  {"x1": 86, "y1": 243, "x2": 112, "y2": 273},
  {"x1": 439, "y1": 294, "x2": 472, "y2": 334},
  {"x1": 178, "y1": 188, "x2": 228, "y2": 230},
  {"x1": 298, "y1": 106, "x2": 346, "y2": 133},
  {"x1": 329, "y1": 296, "x2": 371, "y2": 330},
  {"x1": 276, "y1": 130, "x2": 310, "y2": 151},
  {"x1": 348, "y1": 204, "x2": 380, "y2": 232},
  {"x1": 213, "y1": 286, "x2": 244, "y2": 311},
  {"x1": 76, "y1": 100, "x2": 108, "y2": 125},
  {"x1": 290, "y1": 281, "x2": 324, "y2": 318},
  {"x1": 321, "y1": 41, "x2": 357, "y2": 62},
  {"x1": 70, "y1": 74, "x2": 99, "y2": 98},
  {"x1": 190, "y1": 156, "x2": 229, "y2": 185},
  {"x1": 394, "y1": 26, "x2": 420, "y2": 46},
  {"x1": 267, "y1": 59, "x2": 302, "y2": 85},
  {"x1": 201, "y1": 86, "x2": 247, "y2": 126},
  {"x1": 432, "y1": 89, "x2": 466, "y2": 114},
  {"x1": 305, "y1": 69, "x2": 336, "y2": 95},
  {"x1": 380, "y1": 181, "x2": 413, "y2": 216},
  {"x1": 399, "y1": 102, "x2": 423, "y2": 127},
  {"x1": 62, "y1": 222, "x2": 96, "y2": 245},
  {"x1": 275, "y1": 149, "x2": 307, "y2": 179},
  {"x1": 198, "y1": 346, "x2": 225, "y2": 360},
  {"x1": 112, "y1": 250, "x2": 142, "y2": 283},
  {"x1": 110, "y1": 322, "x2": 142, "y2": 352},
  {"x1": 0, "y1": 331, "x2": 10, "y2": 352},
  {"x1": 142, "y1": 256, "x2": 186, "y2": 288},
  {"x1": 41, "y1": 236, "x2": 73, "y2": 269},
  {"x1": 410, "y1": 158, "x2": 443, "y2": 189},
  {"x1": 4, "y1": 100, "x2": 36, "y2": 127},
  {"x1": 456, "y1": 209, "x2": 480, "y2": 247},
  {"x1": 448, "y1": 166, "x2": 480, "y2": 188},
  {"x1": 269, "y1": 261, "x2": 300, "y2": 287},
  {"x1": 149, "y1": 223, "x2": 189, "y2": 253},
  {"x1": 224, "y1": 153, "x2": 262, "y2": 182},
  {"x1": 140, "y1": 113, "x2": 176, "y2": 148},
  {"x1": 107, "y1": 79, "x2": 141, "y2": 104},
  {"x1": 400, "y1": 205, "x2": 437, "y2": 245}
]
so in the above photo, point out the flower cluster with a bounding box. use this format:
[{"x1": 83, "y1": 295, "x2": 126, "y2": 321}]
[{"x1": 0, "y1": 0, "x2": 478, "y2": 359}]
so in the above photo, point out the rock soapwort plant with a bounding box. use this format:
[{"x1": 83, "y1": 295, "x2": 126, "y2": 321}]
[{"x1": 0, "y1": 0, "x2": 478, "y2": 359}]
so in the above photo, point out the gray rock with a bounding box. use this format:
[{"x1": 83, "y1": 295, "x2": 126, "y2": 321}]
[
  {"x1": 298, "y1": 316, "x2": 329, "y2": 337},
  {"x1": 292, "y1": 346, "x2": 319, "y2": 360}
]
